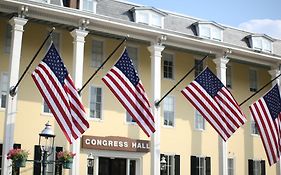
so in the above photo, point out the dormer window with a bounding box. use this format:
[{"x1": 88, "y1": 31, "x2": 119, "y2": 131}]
[
  {"x1": 248, "y1": 35, "x2": 273, "y2": 53},
  {"x1": 194, "y1": 22, "x2": 224, "y2": 41},
  {"x1": 80, "y1": 0, "x2": 97, "y2": 13},
  {"x1": 131, "y1": 7, "x2": 167, "y2": 28}
]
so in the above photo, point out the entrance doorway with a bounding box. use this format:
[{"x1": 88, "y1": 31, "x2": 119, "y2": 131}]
[{"x1": 98, "y1": 157, "x2": 136, "y2": 175}]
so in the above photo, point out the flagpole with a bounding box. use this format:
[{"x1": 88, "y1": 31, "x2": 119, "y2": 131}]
[
  {"x1": 239, "y1": 72, "x2": 281, "y2": 106},
  {"x1": 155, "y1": 54, "x2": 209, "y2": 107},
  {"x1": 9, "y1": 27, "x2": 55, "y2": 97},
  {"x1": 78, "y1": 37, "x2": 127, "y2": 94}
]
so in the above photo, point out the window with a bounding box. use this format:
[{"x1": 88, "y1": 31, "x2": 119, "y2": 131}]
[
  {"x1": 91, "y1": 40, "x2": 103, "y2": 68},
  {"x1": 191, "y1": 156, "x2": 211, "y2": 175},
  {"x1": 248, "y1": 159, "x2": 265, "y2": 175},
  {"x1": 160, "y1": 154, "x2": 180, "y2": 175},
  {"x1": 127, "y1": 46, "x2": 138, "y2": 70},
  {"x1": 33, "y1": 145, "x2": 63, "y2": 175},
  {"x1": 126, "y1": 112, "x2": 136, "y2": 123},
  {"x1": 82, "y1": 0, "x2": 97, "y2": 13},
  {"x1": 228, "y1": 158, "x2": 234, "y2": 175},
  {"x1": 251, "y1": 36, "x2": 273, "y2": 53},
  {"x1": 90, "y1": 87, "x2": 102, "y2": 119},
  {"x1": 132, "y1": 7, "x2": 166, "y2": 28},
  {"x1": 163, "y1": 96, "x2": 174, "y2": 127},
  {"x1": 251, "y1": 118, "x2": 259, "y2": 135},
  {"x1": 249, "y1": 69, "x2": 258, "y2": 92},
  {"x1": 4, "y1": 24, "x2": 12, "y2": 53},
  {"x1": 195, "y1": 59, "x2": 204, "y2": 77},
  {"x1": 1, "y1": 73, "x2": 8, "y2": 109},
  {"x1": 43, "y1": 100, "x2": 51, "y2": 114},
  {"x1": 195, "y1": 110, "x2": 205, "y2": 130},
  {"x1": 196, "y1": 22, "x2": 224, "y2": 41},
  {"x1": 0, "y1": 144, "x2": 2, "y2": 174},
  {"x1": 163, "y1": 53, "x2": 174, "y2": 79},
  {"x1": 48, "y1": 32, "x2": 60, "y2": 51},
  {"x1": 226, "y1": 65, "x2": 232, "y2": 88}
]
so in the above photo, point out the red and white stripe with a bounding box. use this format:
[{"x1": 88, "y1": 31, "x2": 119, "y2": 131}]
[
  {"x1": 182, "y1": 81, "x2": 246, "y2": 141},
  {"x1": 102, "y1": 67, "x2": 155, "y2": 137},
  {"x1": 250, "y1": 98, "x2": 281, "y2": 165},
  {"x1": 32, "y1": 62, "x2": 89, "y2": 144}
]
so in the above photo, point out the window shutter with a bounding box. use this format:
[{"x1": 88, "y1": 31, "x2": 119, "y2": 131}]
[
  {"x1": 205, "y1": 157, "x2": 211, "y2": 175},
  {"x1": 55, "y1": 147, "x2": 63, "y2": 175},
  {"x1": 248, "y1": 159, "x2": 253, "y2": 175},
  {"x1": 13, "y1": 144, "x2": 21, "y2": 175},
  {"x1": 191, "y1": 156, "x2": 198, "y2": 175},
  {"x1": 261, "y1": 160, "x2": 266, "y2": 175},
  {"x1": 33, "y1": 145, "x2": 42, "y2": 175},
  {"x1": 174, "y1": 155, "x2": 180, "y2": 175}
]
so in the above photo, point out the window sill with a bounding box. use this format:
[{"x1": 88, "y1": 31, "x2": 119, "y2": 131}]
[
  {"x1": 163, "y1": 125, "x2": 175, "y2": 129},
  {"x1": 126, "y1": 122, "x2": 137, "y2": 125},
  {"x1": 194, "y1": 128, "x2": 205, "y2": 132},
  {"x1": 40, "y1": 112, "x2": 53, "y2": 117},
  {"x1": 251, "y1": 134, "x2": 260, "y2": 137},
  {"x1": 88, "y1": 117, "x2": 103, "y2": 122}
]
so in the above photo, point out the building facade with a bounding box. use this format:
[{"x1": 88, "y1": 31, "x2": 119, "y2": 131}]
[{"x1": 0, "y1": 0, "x2": 281, "y2": 175}]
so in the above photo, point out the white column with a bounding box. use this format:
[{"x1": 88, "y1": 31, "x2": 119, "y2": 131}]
[
  {"x1": 213, "y1": 56, "x2": 229, "y2": 175},
  {"x1": 70, "y1": 29, "x2": 88, "y2": 175},
  {"x1": 94, "y1": 156, "x2": 99, "y2": 175},
  {"x1": 1, "y1": 17, "x2": 27, "y2": 175},
  {"x1": 147, "y1": 44, "x2": 165, "y2": 175},
  {"x1": 268, "y1": 68, "x2": 281, "y2": 175}
]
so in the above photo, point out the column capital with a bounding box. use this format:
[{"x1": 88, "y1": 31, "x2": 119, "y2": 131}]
[
  {"x1": 9, "y1": 17, "x2": 28, "y2": 32},
  {"x1": 147, "y1": 44, "x2": 165, "y2": 55},
  {"x1": 213, "y1": 57, "x2": 229, "y2": 66},
  {"x1": 70, "y1": 29, "x2": 89, "y2": 43},
  {"x1": 268, "y1": 69, "x2": 280, "y2": 78}
]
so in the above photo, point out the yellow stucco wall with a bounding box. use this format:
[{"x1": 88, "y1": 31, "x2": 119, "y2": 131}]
[{"x1": 0, "y1": 18, "x2": 278, "y2": 175}]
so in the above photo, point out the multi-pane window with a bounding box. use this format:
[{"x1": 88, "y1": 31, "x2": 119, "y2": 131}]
[
  {"x1": 91, "y1": 40, "x2": 103, "y2": 68},
  {"x1": 163, "y1": 53, "x2": 174, "y2": 79},
  {"x1": 249, "y1": 69, "x2": 258, "y2": 92},
  {"x1": 198, "y1": 24, "x2": 223, "y2": 41},
  {"x1": 251, "y1": 118, "x2": 259, "y2": 135},
  {"x1": 248, "y1": 159, "x2": 265, "y2": 175},
  {"x1": 1, "y1": 73, "x2": 8, "y2": 108},
  {"x1": 127, "y1": 46, "x2": 138, "y2": 70},
  {"x1": 228, "y1": 158, "x2": 234, "y2": 175},
  {"x1": 191, "y1": 156, "x2": 211, "y2": 175},
  {"x1": 251, "y1": 36, "x2": 272, "y2": 53},
  {"x1": 226, "y1": 65, "x2": 232, "y2": 88},
  {"x1": 195, "y1": 59, "x2": 204, "y2": 77},
  {"x1": 83, "y1": 0, "x2": 96, "y2": 12},
  {"x1": 163, "y1": 96, "x2": 174, "y2": 127},
  {"x1": 90, "y1": 87, "x2": 102, "y2": 119},
  {"x1": 160, "y1": 154, "x2": 180, "y2": 175},
  {"x1": 43, "y1": 100, "x2": 51, "y2": 114},
  {"x1": 134, "y1": 9, "x2": 164, "y2": 28},
  {"x1": 195, "y1": 110, "x2": 205, "y2": 130},
  {"x1": 4, "y1": 24, "x2": 12, "y2": 53}
]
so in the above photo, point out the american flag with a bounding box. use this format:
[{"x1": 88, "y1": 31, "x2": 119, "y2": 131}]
[
  {"x1": 249, "y1": 84, "x2": 281, "y2": 165},
  {"x1": 181, "y1": 67, "x2": 246, "y2": 141},
  {"x1": 32, "y1": 43, "x2": 89, "y2": 144},
  {"x1": 102, "y1": 49, "x2": 155, "y2": 137}
]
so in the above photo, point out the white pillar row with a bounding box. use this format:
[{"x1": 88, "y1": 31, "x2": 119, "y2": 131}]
[
  {"x1": 70, "y1": 29, "x2": 88, "y2": 175},
  {"x1": 268, "y1": 67, "x2": 281, "y2": 175},
  {"x1": 213, "y1": 55, "x2": 229, "y2": 175},
  {"x1": 147, "y1": 43, "x2": 165, "y2": 175},
  {"x1": 2, "y1": 17, "x2": 28, "y2": 175}
]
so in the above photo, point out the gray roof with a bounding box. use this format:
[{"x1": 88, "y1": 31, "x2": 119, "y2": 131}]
[{"x1": 97, "y1": 0, "x2": 281, "y2": 56}]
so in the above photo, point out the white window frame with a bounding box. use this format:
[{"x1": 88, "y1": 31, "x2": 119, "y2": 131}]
[
  {"x1": 251, "y1": 36, "x2": 273, "y2": 53},
  {"x1": 194, "y1": 110, "x2": 205, "y2": 131},
  {"x1": 41, "y1": 99, "x2": 52, "y2": 116},
  {"x1": 249, "y1": 68, "x2": 258, "y2": 92},
  {"x1": 91, "y1": 39, "x2": 104, "y2": 68},
  {"x1": 253, "y1": 160, "x2": 262, "y2": 175},
  {"x1": 197, "y1": 23, "x2": 223, "y2": 41},
  {"x1": 80, "y1": 0, "x2": 97, "y2": 13},
  {"x1": 228, "y1": 157, "x2": 235, "y2": 175},
  {"x1": 4, "y1": 24, "x2": 12, "y2": 54},
  {"x1": 89, "y1": 86, "x2": 103, "y2": 120},
  {"x1": 125, "y1": 111, "x2": 137, "y2": 125},
  {"x1": 163, "y1": 52, "x2": 174, "y2": 80},
  {"x1": 226, "y1": 64, "x2": 232, "y2": 88},
  {"x1": 163, "y1": 96, "x2": 175, "y2": 127},
  {"x1": 251, "y1": 117, "x2": 259, "y2": 136},
  {"x1": 197, "y1": 156, "x2": 206, "y2": 175},
  {"x1": 0, "y1": 72, "x2": 8, "y2": 109},
  {"x1": 134, "y1": 10, "x2": 165, "y2": 28}
]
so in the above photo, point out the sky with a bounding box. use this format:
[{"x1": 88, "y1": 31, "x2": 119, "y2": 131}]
[{"x1": 126, "y1": 0, "x2": 281, "y2": 39}]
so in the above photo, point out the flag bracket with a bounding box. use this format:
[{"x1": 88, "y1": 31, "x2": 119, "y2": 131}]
[{"x1": 9, "y1": 86, "x2": 17, "y2": 97}]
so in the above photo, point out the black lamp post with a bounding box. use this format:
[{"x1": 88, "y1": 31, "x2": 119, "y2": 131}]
[
  {"x1": 38, "y1": 122, "x2": 55, "y2": 175},
  {"x1": 160, "y1": 156, "x2": 167, "y2": 172}
]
